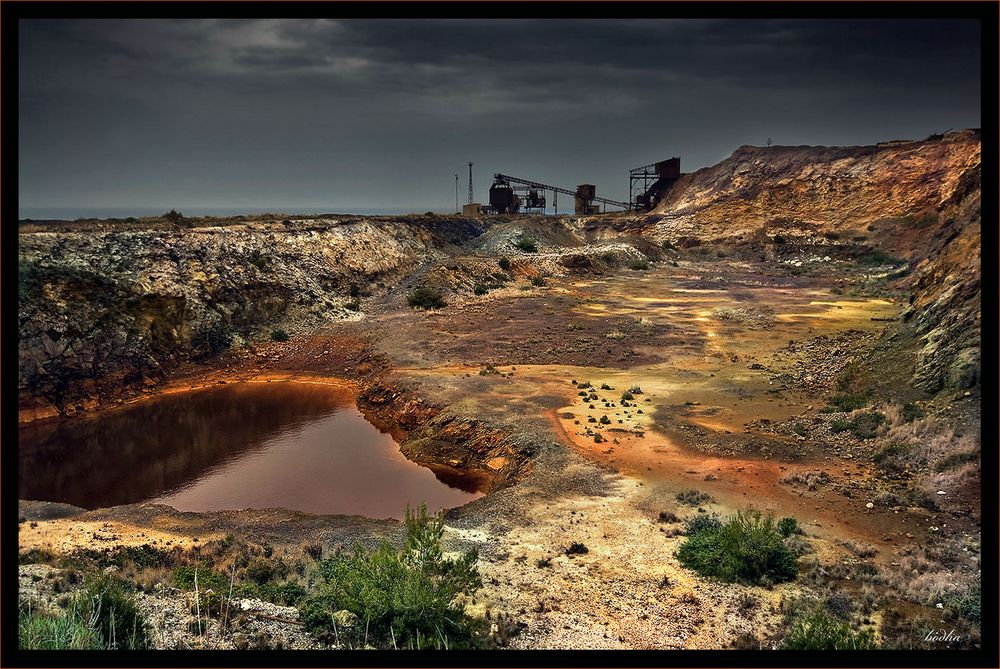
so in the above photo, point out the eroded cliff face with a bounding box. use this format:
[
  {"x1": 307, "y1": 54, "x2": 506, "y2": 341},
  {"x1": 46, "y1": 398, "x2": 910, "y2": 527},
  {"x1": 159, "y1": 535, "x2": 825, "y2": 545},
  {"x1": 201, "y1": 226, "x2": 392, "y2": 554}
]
[
  {"x1": 649, "y1": 129, "x2": 981, "y2": 241},
  {"x1": 646, "y1": 129, "x2": 981, "y2": 395},
  {"x1": 18, "y1": 216, "x2": 486, "y2": 418}
]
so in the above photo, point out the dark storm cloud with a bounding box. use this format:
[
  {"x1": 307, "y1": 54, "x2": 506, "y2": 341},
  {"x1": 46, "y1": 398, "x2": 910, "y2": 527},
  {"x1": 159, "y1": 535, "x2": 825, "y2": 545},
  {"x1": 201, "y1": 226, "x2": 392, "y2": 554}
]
[{"x1": 18, "y1": 18, "x2": 981, "y2": 215}]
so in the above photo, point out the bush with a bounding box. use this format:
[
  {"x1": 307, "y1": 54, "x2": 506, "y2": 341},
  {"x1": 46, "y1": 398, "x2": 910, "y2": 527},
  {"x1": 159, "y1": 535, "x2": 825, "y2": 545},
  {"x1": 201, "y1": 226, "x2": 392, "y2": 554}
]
[
  {"x1": 407, "y1": 287, "x2": 446, "y2": 310},
  {"x1": 676, "y1": 489, "x2": 713, "y2": 507},
  {"x1": 344, "y1": 301, "x2": 361, "y2": 311},
  {"x1": 530, "y1": 276, "x2": 546, "y2": 287},
  {"x1": 498, "y1": 257, "x2": 512, "y2": 271},
  {"x1": 677, "y1": 508, "x2": 798, "y2": 585},
  {"x1": 822, "y1": 391, "x2": 871, "y2": 413},
  {"x1": 621, "y1": 391, "x2": 634, "y2": 401},
  {"x1": 473, "y1": 283, "x2": 490, "y2": 296},
  {"x1": 300, "y1": 504, "x2": 484, "y2": 649},
  {"x1": 514, "y1": 235, "x2": 538, "y2": 253},
  {"x1": 780, "y1": 608, "x2": 876, "y2": 649},
  {"x1": 628, "y1": 259, "x2": 650, "y2": 271},
  {"x1": 565, "y1": 542, "x2": 589, "y2": 556},
  {"x1": 849, "y1": 412, "x2": 885, "y2": 439},
  {"x1": 778, "y1": 517, "x2": 800, "y2": 538},
  {"x1": 772, "y1": 235, "x2": 786, "y2": 244},
  {"x1": 271, "y1": 329, "x2": 289, "y2": 342},
  {"x1": 163, "y1": 209, "x2": 185, "y2": 225}
]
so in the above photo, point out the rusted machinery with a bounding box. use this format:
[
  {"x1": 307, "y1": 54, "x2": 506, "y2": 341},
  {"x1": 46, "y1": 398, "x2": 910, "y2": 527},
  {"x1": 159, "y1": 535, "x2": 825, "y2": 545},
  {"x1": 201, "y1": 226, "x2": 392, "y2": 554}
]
[
  {"x1": 630, "y1": 157, "x2": 680, "y2": 211},
  {"x1": 486, "y1": 174, "x2": 631, "y2": 215}
]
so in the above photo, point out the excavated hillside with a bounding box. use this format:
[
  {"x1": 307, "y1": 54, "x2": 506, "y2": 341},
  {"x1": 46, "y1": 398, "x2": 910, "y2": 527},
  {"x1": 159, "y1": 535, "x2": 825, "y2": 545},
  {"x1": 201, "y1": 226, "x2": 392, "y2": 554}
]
[
  {"x1": 17, "y1": 216, "x2": 486, "y2": 419},
  {"x1": 646, "y1": 129, "x2": 982, "y2": 395}
]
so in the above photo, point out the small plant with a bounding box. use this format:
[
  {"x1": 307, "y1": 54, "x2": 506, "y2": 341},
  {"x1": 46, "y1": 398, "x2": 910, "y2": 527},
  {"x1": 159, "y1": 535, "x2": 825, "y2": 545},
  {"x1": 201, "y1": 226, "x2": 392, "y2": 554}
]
[
  {"x1": 565, "y1": 542, "x2": 589, "y2": 556},
  {"x1": 530, "y1": 276, "x2": 546, "y2": 287},
  {"x1": 599, "y1": 415, "x2": 611, "y2": 425},
  {"x1": 19, "y1": 601, "x2": 104, "y2": 650},
  {"x1": 473, "y1": 283, "x2": 490, "y2": 296},
  {"x1": 407, "y1": 286, "x2": 446, "y2": 310},
  {"x1": 621, "y1": 391, "x2": 634, "y2": 401},
  {"x1": 498, "y1": 257, "x2": 512, "y2": 271},
  {"x1": 822, "y1": 391, "x2": 871, "y2": 413},
  {"x1": 676, "y1": 489, "x2": 713, "y2": 507},
  {"x1": 76, "y1": 573, "x2": 150, "y2": 649},
  {"x1": 772, "y1": 235, "x2": 786, "y2": 244},
  {"x1": 628, "y1": 259, "x2": 650, "y2": 271},
  {"x1": 536, "y1": 557, "x2": 552, "y2": 568},
  {"x1": 628, "y1": 385, "x2": 643, "y2": 394},
  {"x1": 780, "y1": 608, "x2": 877, "y2": 649},
  {"x1": 778, "y1": 517, "x2": 800, "y2": 538},
  {"x1": 677, "y1": 508, "x2": 798, "y2": 585},
  {"x1": 344, "y1": 301, "x2": 361, "y2": 311},
  {"x1": 658, "y1": 511, "x2": 680, "y2": 524},
  {"x1": 270, "y1": 329, "x2": 289, "y2": 342},
  {"x1": 163, "y1": 209, "x2": 185, "y2": 225},
  {"x1": 514, "y1": 235, "x2": 538, "y2": 253}
]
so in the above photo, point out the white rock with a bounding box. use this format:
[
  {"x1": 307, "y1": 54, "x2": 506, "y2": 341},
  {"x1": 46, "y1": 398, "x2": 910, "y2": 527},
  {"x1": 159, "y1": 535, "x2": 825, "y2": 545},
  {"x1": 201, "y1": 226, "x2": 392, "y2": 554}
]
[
  {"x1": 936, "y1": 490, "x2": 946, "y2": 495},
  {"x1": 865, "y1": 502, "x2": 874, "y2": 509}
]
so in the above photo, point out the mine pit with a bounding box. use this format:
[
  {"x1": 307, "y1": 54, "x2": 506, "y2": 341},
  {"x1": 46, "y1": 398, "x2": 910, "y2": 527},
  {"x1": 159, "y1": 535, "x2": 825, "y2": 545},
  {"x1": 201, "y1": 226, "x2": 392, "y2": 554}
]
[{"x1": 18, "y1": 381, "x2": 484, "y2": 519}]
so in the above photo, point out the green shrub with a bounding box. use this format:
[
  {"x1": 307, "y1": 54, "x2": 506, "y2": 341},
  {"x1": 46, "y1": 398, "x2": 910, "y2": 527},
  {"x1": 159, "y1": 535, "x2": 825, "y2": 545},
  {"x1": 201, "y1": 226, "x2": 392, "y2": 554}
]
[
  {"x1": 830, "y1": 419, "x2": 851, "y2": 433},
  {"x1": 778, "y1": 517, "x2": 800, "y2": 538},
  {"x1": 76, "y1": 573, "x2": 150, "y2": 649},
  {"x1": 514, "y1": 235, "x2": 538, "y2": 253},
  {"x1": 498, "y1": 257, "x2": 512, "y2": 271},
  {"x1": 473, "y1": 283, "x2": 490, "y2": 296},
  {"x1": 821, "y1": 391, "x2": 871, "y2": 413},
  {"x1": 271, "y1": 329, "x2": 289, "y2": 342},
  {"x1": 677, "y1": 508, "x2": 798, "y2": 584},
  {"x1": 780, "y1": 608, "x2": 877, "y2": 649},
  {"x1": 163, "y1": 209, "x2": 185, "y2": 225},
  {"x1": 856, "y1": 249, "x2": 904, "y2": 266},
  {"x1": 530, "y1": 276, "x2": 546, "y2": 287},
  {"x1": 300, "y1": 504, "x2": 484, "y2": 649},
  {"x1": 407, "y1": 287, "x2": 446, "y2": 310},
  {"x1": 344, "y1": 301, "x2": 361, "y2": 311},
  {"x1": 628, "y1": 259, "x2": 650, "y2": 271}
]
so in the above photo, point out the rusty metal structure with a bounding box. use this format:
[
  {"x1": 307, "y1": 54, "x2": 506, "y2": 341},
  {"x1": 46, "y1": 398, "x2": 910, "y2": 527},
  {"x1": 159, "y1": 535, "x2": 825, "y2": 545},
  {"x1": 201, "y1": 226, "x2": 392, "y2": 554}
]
[
  {"x1": 629, "y1": 157, "x2": 680, "y2": 211},
  {"x1": 486, "y1": 173, "x2": 631, "y2": 215}
]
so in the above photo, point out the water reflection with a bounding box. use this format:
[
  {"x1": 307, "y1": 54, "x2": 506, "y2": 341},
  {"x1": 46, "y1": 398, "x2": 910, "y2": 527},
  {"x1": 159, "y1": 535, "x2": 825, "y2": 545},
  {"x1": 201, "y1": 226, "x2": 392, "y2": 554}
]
[{"x1": 18, "y1": 382, "x2": 483, "y2": 519}]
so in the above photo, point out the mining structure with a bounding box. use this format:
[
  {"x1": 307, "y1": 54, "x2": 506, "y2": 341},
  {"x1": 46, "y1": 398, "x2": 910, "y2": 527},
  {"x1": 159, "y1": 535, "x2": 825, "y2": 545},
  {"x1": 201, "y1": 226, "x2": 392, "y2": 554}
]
[{"x1": 483, "y1": 157, "x2": 681, "y2": 216}]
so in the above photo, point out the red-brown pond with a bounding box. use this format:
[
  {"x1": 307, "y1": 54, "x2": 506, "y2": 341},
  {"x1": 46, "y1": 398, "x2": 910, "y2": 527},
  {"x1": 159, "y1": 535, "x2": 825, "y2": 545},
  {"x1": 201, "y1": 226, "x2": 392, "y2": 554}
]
[{"x1": 18, "y1": 382, "x2": 484, "y2": 520}]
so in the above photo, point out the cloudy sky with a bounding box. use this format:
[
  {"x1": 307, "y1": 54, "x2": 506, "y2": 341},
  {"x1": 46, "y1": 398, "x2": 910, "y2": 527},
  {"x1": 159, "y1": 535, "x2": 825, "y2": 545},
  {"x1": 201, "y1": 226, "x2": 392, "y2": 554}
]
[{"x1": 19, "y1": 18, "x2": 982, "y2": 217}]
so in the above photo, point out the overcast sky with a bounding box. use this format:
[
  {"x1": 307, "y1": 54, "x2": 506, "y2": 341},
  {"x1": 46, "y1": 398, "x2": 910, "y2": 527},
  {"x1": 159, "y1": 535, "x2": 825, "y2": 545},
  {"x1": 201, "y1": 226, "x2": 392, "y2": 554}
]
[{"x1": 18, "y1": 18, "x2": 982, "y2": 217}]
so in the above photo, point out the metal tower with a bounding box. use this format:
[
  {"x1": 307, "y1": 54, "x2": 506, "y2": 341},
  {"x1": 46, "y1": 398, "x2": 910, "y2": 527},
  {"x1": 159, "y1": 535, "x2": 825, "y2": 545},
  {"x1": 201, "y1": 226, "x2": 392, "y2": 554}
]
[{"x1": 468, "y1": 162, "x2": 474, "y2": 204}]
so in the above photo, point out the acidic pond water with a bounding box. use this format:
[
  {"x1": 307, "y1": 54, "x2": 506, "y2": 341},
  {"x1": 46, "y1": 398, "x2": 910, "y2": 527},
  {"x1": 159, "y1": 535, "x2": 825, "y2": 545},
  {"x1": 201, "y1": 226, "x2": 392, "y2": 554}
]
[{"x1": 18, "y1": 382, "x2": 483, "y2": 519}]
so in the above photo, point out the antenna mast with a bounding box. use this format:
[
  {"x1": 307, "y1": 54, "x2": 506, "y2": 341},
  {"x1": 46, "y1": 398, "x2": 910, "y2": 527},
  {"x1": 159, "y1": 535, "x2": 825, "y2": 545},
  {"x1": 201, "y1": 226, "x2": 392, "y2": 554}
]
[{"x1": 467, "y1": 162, "x2": 474, "y2": 204}]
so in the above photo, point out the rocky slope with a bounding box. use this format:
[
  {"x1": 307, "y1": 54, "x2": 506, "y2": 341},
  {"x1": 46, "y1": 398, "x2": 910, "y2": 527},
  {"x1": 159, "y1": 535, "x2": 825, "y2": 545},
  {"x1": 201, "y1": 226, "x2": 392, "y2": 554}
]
[
  {"x1": 648, "y1": 129, "x2": 981, "y2": 242},
  {"x1": 17, "y1": 216, "x2": 485, "y2": 419}
]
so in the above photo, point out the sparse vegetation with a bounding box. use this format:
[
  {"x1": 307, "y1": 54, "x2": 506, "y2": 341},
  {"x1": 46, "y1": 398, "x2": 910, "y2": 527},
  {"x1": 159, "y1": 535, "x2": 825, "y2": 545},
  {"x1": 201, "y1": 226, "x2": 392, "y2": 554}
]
[
  {"x1": 498, "y1": 257, "x2": 512, "y2": 271},
  {"x1": 780, "y1": 608, "x2": 876, "y2": 650},
  {"x1": 270, "y1": 329, "x2": 289, "y2": 342},
  {"x1": 675, "y1": 489, "x2": 713, "y2": 507}
]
